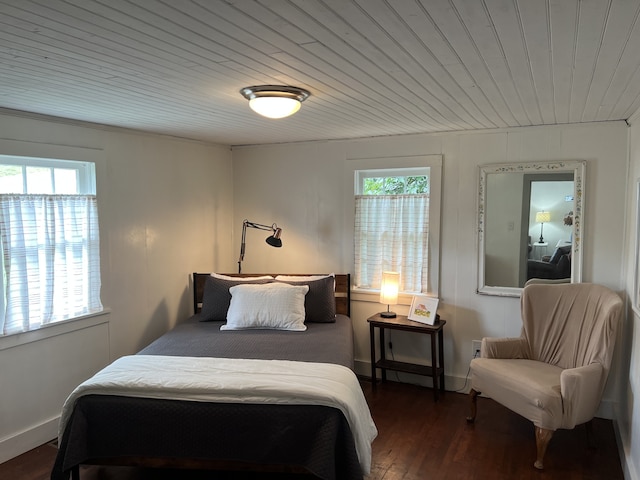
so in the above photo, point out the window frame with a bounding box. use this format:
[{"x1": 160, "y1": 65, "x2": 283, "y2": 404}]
[
  {"x1": 0, "y1": 151, "x2": 103, "y2": 338},
  {"x1": 0, "y1": 155, "x2": 96, "y2": 194},
  {"x1": 0, "y1": 140, "x2": 107, "y2": 348},
  {"x1": 345, "y1": 155, "x2": 442, "y2": 303},
  {"x1": 355, "y1": 167, "x2": 430, "y2": 196}
]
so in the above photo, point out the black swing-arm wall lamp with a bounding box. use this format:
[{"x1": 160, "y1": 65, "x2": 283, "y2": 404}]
[{"x1": 238, "y1": 219, "x2": 282, "y2": 273}]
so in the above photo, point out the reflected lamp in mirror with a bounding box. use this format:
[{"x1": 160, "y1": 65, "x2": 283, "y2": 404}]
[
  {"x1": 379, "y1": 271, "x2": 400, "y2": 318},
  {"x1": 535, "y1": 211, "x2": 551, "y2": 243},
  {"x1": 238, "y1": 219, "x2": 282, "y2": 273}
]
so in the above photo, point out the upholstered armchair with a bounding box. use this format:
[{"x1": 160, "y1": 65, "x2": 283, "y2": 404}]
[
  {"x1": 466, "y1": 283, "x2": 622, "y2": 469},
  {"x1": 526, "y1": 245, "x2": 571, "y2": 280}
]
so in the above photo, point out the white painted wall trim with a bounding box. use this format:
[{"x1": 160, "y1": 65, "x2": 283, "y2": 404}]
[
  {"x1": 353, "y1": 360, "x2": 472, "y2": 395},
  {"x1": 0, "y1": 415, "x2": 59, "y2": 464},
  {"x1": 614, "y1": 420, "x2": 640, "y2": 480},
  {"x1": 0, "y1": 310, "x2": 110, "y2": 352}
]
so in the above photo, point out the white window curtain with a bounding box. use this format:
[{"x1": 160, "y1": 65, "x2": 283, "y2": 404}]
[
  {"x1": 354, "y1": 194, "x2": 429, "y2": 293},
  {"x1": 0, "y1": 194, "x2": 102, "y2": 335}
]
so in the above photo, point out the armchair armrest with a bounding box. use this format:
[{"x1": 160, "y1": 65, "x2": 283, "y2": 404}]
[
  {"x1": 560, "y1": 363, "x2": 604, "y2": 428},
  {"x1": 481, "y1": 337, "x2": 529, "y2": 359}
]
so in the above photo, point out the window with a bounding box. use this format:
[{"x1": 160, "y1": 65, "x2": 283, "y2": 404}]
[
  {"x1": 354, "y1": 167, "x2": 430, "y2": 293},
  {"x1": 0, "y1": 155, "x2": 102, "y2": 335},
  {"x1": 348, "y1": 155, "x2": 442, "y2": 297},
  {"x1": 358, "y1": 169, "x2": 429, "y2": 196}
]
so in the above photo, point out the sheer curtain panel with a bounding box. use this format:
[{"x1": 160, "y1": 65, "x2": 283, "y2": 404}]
[
  {"x1": 354, "y1": 194, "x2": 429, "y2": 293},
  {"x1": 0, "y1": 195, "x2": 102, "y2": 335}
]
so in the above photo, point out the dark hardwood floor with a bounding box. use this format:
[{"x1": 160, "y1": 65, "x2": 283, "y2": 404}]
[{"x1": 1, "y1": 380, "x2": 624, "y2": 480}]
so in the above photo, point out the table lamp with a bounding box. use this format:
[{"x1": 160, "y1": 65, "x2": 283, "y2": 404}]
[
  {"x1": 535, "y1": 211, "x2": 551, "y2": 243},
  {"x1": 379, "y1": 271, "x2": 399, "y2": 318}
]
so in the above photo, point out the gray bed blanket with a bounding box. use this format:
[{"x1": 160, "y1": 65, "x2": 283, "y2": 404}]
[
  {"x1": 51, "y1": 313, "x2": 363, "y2": 480},
  {"x1": 138, "y1": 313, "x2": 354, "y2": 369}
]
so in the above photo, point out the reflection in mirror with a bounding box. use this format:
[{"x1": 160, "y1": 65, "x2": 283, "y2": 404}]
[{"x1": 477, "y1": 161, "x2": 585, "y2": 297}]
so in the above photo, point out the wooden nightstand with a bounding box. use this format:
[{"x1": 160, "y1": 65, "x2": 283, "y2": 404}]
[{"x1": 367, "y1": 313, "x2": 446, "y2": 401}]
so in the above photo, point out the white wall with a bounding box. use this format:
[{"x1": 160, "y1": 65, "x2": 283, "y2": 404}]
[
  {"x1": 231, "y1": 121, "x2": 628, "y2": 403},
  {"x1": 0, "y1": 112, "x2": 634, "y2": 475},
  {"x1": 619, "y1": 120, "x2": 640, "y2": 480},
  {"x1": 0, "y1": 112, "x2": 234, "y2": 463}
]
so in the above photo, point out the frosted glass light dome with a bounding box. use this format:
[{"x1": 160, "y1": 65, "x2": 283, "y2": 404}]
[
  {"x1": 249, "y1": 96, "x2": 301, "y2": 119},
  {"x1": 240, "y1": 85, "x2": 310, "y2": 119}
]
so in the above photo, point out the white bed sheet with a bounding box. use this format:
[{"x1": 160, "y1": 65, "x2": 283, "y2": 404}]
[{"x1": 59, "y1": 355, "x2": 378, "y2": 474}]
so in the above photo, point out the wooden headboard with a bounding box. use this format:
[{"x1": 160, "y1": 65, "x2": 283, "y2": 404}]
[{"x1": 193, "y1": 273, "x2": 351, "y2": 317}]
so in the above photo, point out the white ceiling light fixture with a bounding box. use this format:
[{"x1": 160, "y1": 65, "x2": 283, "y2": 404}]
[{"x1": 240, "y1": 85, "x2": 311, "y2": 119}]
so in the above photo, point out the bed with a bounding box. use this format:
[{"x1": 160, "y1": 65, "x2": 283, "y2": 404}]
[{"x1": 51, "y1": 273, "x2": 376, "y2": 480}]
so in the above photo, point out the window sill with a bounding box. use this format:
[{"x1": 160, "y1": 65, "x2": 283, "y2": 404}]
[
  {"x1": 351, "y1": 288, "x2": 414, "y2": 305},
  {"x1": 0, "y1": 309, "x2": 111, "y2": 351}
]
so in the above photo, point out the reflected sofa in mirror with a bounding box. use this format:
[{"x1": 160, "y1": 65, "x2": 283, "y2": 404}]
[{"x1": 477, "y1": 160, "x2": 585, "y2": 297}]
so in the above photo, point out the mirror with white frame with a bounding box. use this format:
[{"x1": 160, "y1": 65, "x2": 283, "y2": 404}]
[{"x1": 477, "y1": 160, "x2": 585, "y2": 297}]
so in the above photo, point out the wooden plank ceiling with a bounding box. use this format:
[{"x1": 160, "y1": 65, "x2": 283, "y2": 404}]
[{"x1": 1, "y1": 0, "x2": 640, "y2": 146}]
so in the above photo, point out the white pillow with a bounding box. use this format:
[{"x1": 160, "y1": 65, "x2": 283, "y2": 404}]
[
  {"x1": 211, "y1": 273, "x2": 273, "y2": 281},
  {"x1": 222, "y1": 283, "x2": 309, "y2": 331}
]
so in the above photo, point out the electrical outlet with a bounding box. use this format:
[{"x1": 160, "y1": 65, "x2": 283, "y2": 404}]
[{"x1": 472, "y1": 340, "x2": 482, "y2": 358}]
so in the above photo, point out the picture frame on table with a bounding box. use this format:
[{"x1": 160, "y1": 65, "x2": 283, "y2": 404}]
[{"x1": 408, "y1": 294, "x2": 439, "y2": 325}]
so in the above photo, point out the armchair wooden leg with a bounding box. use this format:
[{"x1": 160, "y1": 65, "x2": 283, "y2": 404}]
[
  {"x1": 466, "y1": 388, "x2": 479, "y2": 423},
  {"x1": 534, "y1": 427, "x2": 554, "y2": 469}
]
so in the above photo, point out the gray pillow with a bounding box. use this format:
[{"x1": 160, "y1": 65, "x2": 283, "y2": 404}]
[
  {"x1": 275, "y1": 276, "x2": 336, "y2": 323},
  {"x1": 200, "y1": 276, "x2": 274, "y2": 321}
]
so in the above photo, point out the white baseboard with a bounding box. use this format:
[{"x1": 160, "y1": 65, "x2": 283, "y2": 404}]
[
  {"x1": 613, "y1": 418, "x2": 639, "y2": 480},
  {"x1": 0, "y1": 416, "x2": 59, "y2": 464},
  {"x1": 353, "y1": 359, "x2": 370, "y2": 378},
  {"x1": 596, "y1": 399, "x2": 616, "y2": 421},
  {"x1": 354, "y1": 359, "x2": 472, "y2": 393}
]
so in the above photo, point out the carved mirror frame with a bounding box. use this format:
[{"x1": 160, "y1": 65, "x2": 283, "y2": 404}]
[{"x1": 477, "y1": 160, "x2": 586, "y2": 297}]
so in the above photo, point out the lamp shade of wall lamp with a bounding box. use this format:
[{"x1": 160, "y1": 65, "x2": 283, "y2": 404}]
[
  {"x1": 535, "y1": 211, "x2": 551, "y2": 243},
  {"x1": 238, "y1": 219, "x2": 282, "y2": 273},
  {"x1": 379, "y1": 271, "x2": 400, "y2": 318},
  {"x1": 240, "y1": 85, "x2": 311, "y2": 119}
]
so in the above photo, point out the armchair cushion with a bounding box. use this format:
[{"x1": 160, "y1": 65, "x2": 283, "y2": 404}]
[{"x1": 470, "y1": 358, "x2": 563, "y2": 430}]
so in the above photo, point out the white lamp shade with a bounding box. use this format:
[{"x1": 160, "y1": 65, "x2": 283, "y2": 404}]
[
  {"x1": 380, "y1": 271, "x2": 400, "y2": 305},
  {"x1": 249, "y1": 97, "x2": 301, "y2": 119},
  {"x1": 535, "y1": 211, "x2": 551, "y2": 223}
]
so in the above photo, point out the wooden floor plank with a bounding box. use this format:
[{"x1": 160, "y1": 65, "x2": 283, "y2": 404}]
[{"x1": 0, "y1": 380, "x2": 624, "y2": 479}]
